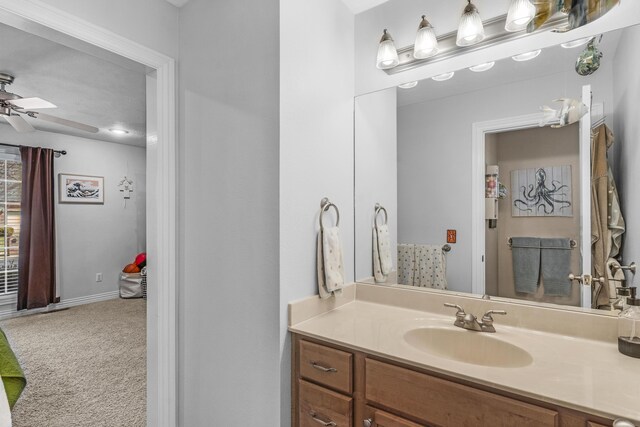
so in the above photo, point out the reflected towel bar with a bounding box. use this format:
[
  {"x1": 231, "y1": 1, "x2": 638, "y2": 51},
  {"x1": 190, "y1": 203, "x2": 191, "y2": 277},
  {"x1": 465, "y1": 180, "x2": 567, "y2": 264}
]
[
  {"x1": 442, "y1": 244, "x2": 452, "y2": 253},
  {"x1": 507, "y1": 238, "x2": 577, "y2": 249}
]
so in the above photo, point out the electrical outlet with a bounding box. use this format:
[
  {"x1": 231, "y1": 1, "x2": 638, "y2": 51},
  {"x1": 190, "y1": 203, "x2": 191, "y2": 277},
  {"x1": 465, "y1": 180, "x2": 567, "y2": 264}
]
[{"x1": 96, "y1": 273, "x2": 103, "y2": 282}]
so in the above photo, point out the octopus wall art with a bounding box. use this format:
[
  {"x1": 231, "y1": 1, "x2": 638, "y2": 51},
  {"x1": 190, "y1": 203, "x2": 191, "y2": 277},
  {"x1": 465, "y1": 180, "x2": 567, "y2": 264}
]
[{"x1": 511, "y1": 166, "x2": 573, "y2": 217}]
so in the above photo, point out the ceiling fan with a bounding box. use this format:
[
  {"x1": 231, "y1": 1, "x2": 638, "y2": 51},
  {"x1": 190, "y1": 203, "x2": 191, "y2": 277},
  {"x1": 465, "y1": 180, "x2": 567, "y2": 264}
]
[{"x1": 0, "y1": 73, "x2": 98, "y2": 134}]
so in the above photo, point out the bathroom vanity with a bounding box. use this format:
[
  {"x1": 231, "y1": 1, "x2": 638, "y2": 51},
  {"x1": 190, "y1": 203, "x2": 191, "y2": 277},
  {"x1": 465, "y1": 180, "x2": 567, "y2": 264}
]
[{"x1": 289, "y1": 284, "x2": 640, "y2": 427}]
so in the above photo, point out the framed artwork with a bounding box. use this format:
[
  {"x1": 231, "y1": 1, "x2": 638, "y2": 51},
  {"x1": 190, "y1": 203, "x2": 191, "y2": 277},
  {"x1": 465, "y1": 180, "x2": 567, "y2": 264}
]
[
  {"x1": 511, "y1": 166, "x2": 572, "y2": 217},
  {"x1": 59, "y1": 174, "x2": 104, "y2": 204}
]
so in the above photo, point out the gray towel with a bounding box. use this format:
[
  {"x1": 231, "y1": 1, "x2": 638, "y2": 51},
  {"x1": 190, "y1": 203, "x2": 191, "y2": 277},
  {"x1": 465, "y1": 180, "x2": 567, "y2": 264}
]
[
  {"x1": 541, "y1": 238, "x2": 572, "y2": 296},
  {"x1": 511, "y1": 237, "x2": 541, "y2": 294}
]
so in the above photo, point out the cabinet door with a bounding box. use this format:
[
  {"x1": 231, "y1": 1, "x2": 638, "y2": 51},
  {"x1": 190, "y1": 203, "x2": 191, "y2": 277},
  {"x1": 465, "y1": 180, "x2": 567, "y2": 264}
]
[
  {"x1": 364, "y1": 407, "x2": 425, "y2": 427},
  {"x1": 299, "y1": 380, "x2": 352, "y2": 427},
  {"x1": 365, "y1": 358, "x2": 558, "y2": 427}
]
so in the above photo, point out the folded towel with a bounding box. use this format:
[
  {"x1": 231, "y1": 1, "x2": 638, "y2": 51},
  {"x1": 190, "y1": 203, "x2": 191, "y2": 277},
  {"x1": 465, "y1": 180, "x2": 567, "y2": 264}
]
[
  {"x1": 373, "y1": 224, "x2": 392, "y2": 283},
  {"x1": 511, "y1": 237, "x2": 541, "y2": 294},
  {"x1": 317, "y1": 226, "x2": 344, "y2": 299},
  {"x1": 397, "y1": 244, "x2": 415, "y2": 286},
  {"x1": 414, "y1": 245, "x2": 447, "y2": 289},
  {"x1": 0, "y1": 328, "x2": 26, "y2": 409},
  {"x1": 541, "y1": 238, "x2": 572, "y2": 296}
]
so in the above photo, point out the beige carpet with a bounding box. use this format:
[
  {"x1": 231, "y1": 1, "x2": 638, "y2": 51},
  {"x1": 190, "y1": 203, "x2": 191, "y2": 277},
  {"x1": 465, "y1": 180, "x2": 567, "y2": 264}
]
[{"x1": 0, "y1": 298, "x2": 146, "y2": 427}]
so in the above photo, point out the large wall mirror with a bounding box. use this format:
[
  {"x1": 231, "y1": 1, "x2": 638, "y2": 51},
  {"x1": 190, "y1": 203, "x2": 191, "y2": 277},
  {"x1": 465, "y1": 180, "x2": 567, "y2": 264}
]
[{"x1": 355, "y1": 22, "x2": 640, "y2": 312}]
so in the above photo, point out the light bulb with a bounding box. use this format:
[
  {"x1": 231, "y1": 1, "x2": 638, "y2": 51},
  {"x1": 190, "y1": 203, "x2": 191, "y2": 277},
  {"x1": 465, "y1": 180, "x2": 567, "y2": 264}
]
[
  {"x1": 376, "y1": 29, "x2": 399, "y2": 70},
  {"x1": 457, "y1": 1, "x2": 485, "y2": 47},
  {"x1": 505, "y1": 0, "x2": 536, "y2": 32},
  {"x1": 398, "y1": 81, "x2": 418, "y2": 89},
  {"x1": 469, "y1": 62, "x2": 495, "y2": 72},
  {"x1": 561, "y1": 37, "x2": 594, "y2": 49},
  {"x1": 413, "y1": 15, "x2": 438, "y2": 59},
  {"x1": 512, "y1": 49, "x2": 542, "y2": 61},
  {"x1": 432, "y1": 72, "x2": 455, "y2": 82}
]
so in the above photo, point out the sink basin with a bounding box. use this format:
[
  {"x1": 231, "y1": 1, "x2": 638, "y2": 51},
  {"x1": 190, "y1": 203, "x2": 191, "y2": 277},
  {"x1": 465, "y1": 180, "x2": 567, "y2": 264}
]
[{"x1": 403, "y1": 327, "x2": 533, "y2": 368}]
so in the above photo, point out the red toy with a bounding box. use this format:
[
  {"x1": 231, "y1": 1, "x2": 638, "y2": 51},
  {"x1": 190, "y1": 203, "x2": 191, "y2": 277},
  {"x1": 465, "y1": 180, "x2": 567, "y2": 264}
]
[{"x1": 135, "y1": 252, "x2": 147, "y2": 269}]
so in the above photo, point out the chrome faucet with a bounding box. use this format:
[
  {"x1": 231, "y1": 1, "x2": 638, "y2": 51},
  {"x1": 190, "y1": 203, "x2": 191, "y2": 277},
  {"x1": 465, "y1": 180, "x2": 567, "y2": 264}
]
[{"x1": 444, "y1": 303, "x2": 507, "y2": 333}]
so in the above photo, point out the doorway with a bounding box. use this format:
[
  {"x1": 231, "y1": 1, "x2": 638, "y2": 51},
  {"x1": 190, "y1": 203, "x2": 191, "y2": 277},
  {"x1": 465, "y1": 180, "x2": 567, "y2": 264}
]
[
  {"x1": 0, "y1": 2, "x2": 177, "y2": 426},
  {"x1": 484, "y1": 124, "x2": 581, "y2": 306}
]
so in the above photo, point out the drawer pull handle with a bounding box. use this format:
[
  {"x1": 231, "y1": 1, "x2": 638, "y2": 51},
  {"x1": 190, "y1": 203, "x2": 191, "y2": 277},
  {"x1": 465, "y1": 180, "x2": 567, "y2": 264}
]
[
  {"x1": 363, "y1": 418, "x2": 373, "y2": 427},
  {"x1": 310, "y1": 361, "x2": 337, "y2": 373},
  {"x1": 309, "y1": 411, "x2": 337, "y2": 426}
]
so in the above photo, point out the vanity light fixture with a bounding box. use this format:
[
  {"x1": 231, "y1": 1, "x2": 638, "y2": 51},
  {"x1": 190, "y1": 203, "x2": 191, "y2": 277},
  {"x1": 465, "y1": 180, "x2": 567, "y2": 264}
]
[
  {"x1": 505, "y1": 0, "x2": 536, "y2": 32},
  {"x1": 512, "y1": 49, "x2": 542, "y2": 61},
  {"x1": 109, "y1": 128, "x2": 129, "y2": 135},
  {"x1": 456, "y1": 0, "x2": 485, "y2": 47},
  {"x1": 398, "y1": 81, "x2": 419, "y2": 89},
  {"x1": 561, "y1": 37, "x2": 594, "y2": 49},
  {"x1": 376, "y1": 29, "x2": 400, "y2": 70},
  {"x1": 469, "y1": 61, "x2": 495, "y2": 72},
  {"x1": 413, "y1": 15, "x2": 438, "y2": 59},
  {"x1": 432, "y1": 72, "x2": 455, "y2": 82}
]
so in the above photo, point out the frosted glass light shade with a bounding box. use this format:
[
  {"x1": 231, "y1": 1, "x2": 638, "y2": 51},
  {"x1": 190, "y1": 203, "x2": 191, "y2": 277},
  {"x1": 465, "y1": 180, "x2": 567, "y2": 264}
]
[
  {"x1": 413, "y1": 16, "x2": 438, "y2": 59},
  {"x1": 432, "y1": 72, "x2": 455, "y2": 82},
  {"x1": 376, "y1": 29, "x2": 399, "y2": 69},
  {"x1": 457, "y1": 1, "x2": 485, "y2": 47},
  {"x1": 469, "y1": 61, "x2": 495, "y2": 72},
  {"x1": 505, "y1": 0, "x2": 536, "y2": 32}
]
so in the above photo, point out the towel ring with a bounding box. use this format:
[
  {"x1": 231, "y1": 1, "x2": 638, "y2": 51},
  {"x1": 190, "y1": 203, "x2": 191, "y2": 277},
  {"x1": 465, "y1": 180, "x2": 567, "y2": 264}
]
[
  {"x1": 374, "y1": 203, "x2": 388, "y2": 228},
  {"x1": 320, "y1": 197, "x2": 340, "y2": 228}
]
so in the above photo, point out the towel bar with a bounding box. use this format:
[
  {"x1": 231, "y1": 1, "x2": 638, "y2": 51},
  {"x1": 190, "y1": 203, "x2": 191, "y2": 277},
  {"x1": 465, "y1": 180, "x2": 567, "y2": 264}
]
[
  {"x1": 442, "y1": 244, "x2": 452, "y2": 253},
  {"x1": 374, "y1": 203, "x2": 388, "y2": 228},
  {"x1": 507, "y1": 237, "x2": 577, "y2": 249},
  {"x1": 320, "y1": 197, "x2": 340, "y2": 228}
]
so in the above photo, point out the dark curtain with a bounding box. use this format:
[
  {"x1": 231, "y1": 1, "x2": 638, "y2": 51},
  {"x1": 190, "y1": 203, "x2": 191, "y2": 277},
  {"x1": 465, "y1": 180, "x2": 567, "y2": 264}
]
[{"x1": 17, "y1": 147, "x2": 56, "y2": 310}]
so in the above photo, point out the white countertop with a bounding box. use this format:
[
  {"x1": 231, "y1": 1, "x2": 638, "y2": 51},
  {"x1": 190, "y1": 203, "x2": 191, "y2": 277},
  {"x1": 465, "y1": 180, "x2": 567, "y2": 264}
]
[{"x1": 289, "y1": 299, "x2": 640, "y2": 423}]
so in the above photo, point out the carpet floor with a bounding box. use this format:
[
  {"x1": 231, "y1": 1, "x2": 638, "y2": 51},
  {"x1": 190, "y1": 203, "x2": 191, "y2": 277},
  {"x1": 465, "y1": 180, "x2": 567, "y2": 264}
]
[{"x1": 0, "y1": 298, "x2": 146, "y2": 427}]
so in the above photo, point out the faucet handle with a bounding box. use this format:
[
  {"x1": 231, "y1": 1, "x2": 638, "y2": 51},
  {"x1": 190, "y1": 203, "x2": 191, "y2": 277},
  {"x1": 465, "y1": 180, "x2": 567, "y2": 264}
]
[
  {"x1": 444, "y1": 303, "x2": 466, "y2": 328},
  {"x1": 480, "y1": 310, "x2": 507, "y2": 333}
]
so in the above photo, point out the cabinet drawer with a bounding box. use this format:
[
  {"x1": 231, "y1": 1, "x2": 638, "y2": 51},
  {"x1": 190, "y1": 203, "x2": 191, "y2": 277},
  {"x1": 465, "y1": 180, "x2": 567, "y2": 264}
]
[
  {"x1": 365, "y1": 359, "x2": 558, "y2": 427},
  {"x1": 365, "y1": 406, "x2": 425, "y2": 427},
  {"x1": 300, "y1": 340, "x2": 353, "y2": 394},
  {"x1": 299, "y1": 380, "x2": 352, "y2": 427}
]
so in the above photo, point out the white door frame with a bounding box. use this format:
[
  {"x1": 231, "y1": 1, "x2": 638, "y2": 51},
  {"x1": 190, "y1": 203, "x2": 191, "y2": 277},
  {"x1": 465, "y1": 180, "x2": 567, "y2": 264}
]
[
  {"x1": 0, "y1": 2, "x2": 177, "y2": 426},
  {"x1": 471, "y1": 108, "x2": 591, "y2": 307},
  {"x1": 471, "y1": 113, "x2": 552, "y2": 296}
]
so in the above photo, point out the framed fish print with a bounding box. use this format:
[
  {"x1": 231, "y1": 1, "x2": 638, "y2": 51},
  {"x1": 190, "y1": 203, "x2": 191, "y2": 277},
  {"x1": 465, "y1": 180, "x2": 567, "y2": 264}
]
[{"x1": 59, "y1": 174, "x2": 104, "y2": 204}]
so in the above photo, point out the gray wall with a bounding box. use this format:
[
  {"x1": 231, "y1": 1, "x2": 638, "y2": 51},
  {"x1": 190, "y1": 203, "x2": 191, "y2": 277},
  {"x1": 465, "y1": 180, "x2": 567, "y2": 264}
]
[
  {"x1": 354, "y1": 87, "x2": 397, "y2": 281},
  {"x1": 280, "y1": 0, "x2": 355, "y2": 424},
  {"x1": 178, "y1": 0, "x2": 280, "y2": 424},
  {"x1": 613, "y1": 25, "x2": 640, "y2": 274},
  {"x1": 397, "y1": 67, "x2": 613, "y2": 293},
  {"x1": 0, "y1": 128, "x2": 146, "y2": 304}
]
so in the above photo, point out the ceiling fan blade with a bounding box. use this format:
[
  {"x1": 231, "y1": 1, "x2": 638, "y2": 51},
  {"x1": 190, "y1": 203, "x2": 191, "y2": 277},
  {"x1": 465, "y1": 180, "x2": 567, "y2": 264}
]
[
  {"x1": 8, "y1": 97, "x2": 57, "y2": 110},
  {"x1": 29, "y1": 111, "x2": 98, "y2": 133},
  {"x1": 3, "y1": 114, "x2": 35, "y2": 133}
]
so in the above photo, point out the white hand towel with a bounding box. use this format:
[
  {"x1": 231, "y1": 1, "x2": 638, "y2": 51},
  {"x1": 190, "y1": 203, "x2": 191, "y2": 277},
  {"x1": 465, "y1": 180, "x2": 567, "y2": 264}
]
[
  {"x1": 414, "y1": 245, "x2": 447, "y2": 290},
  {"x1": 373, "y1": 225, "x2": 393, "y2": 283},
  {"x1": 317, "y1": 226, "x2": 345, "y2": 299},
  {"x1": 397, "y1": 244, "x2": 415, "y2": 286}
]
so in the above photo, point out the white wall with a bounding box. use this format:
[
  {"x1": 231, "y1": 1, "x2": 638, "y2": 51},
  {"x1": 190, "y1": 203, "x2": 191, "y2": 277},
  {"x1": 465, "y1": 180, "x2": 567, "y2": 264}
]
[
  {"x1": 396, "y1": 66, "x2": 613, "y2": 293},
  {"x1": 354, "y1": 87, "x2": 397, "y2": 280},
  {"x1": 179, "y1": 0, "x2": 281, "y2": 425},
  {"x1": 613, "y1": 25, "x2": 640, "y2": 273},
  {"x1": 36, "y1": 0, "x2": 179, "y2": 58},
  {"x1": 280, "y1": 0, "x2": 355, "y2": 424},
  {"x1": 0, "y1": 128, "x2": 146, "y2": 302},
  {"x1": 355, "y1": 1, "x2": 640, "y2": 95}
]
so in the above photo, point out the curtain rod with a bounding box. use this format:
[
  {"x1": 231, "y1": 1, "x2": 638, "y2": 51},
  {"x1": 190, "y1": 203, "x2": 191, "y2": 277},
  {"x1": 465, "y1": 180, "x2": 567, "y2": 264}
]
[{"x1": 0, "y1": 142, "x2": 67, "y2": 156}]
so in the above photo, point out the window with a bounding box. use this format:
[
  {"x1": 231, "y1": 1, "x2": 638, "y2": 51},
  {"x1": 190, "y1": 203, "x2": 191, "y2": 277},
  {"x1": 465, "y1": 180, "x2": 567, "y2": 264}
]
[{"x1": 0, "y1": 155, "x2": 21, "y2": 296}]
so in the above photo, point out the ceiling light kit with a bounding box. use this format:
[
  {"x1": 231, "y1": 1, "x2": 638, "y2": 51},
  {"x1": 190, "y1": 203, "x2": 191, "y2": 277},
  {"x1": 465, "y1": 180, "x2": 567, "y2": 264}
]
[
  {"x1": 431, "y1": 72, "x2": 455, "y2": 82},
  {"x1": 375, "y1": 0, "x2": 618, "y2": 75},
  {"x1": 0, "y1": 73, "x2": 99, "y2": 134},
  {"x1": 398, "y1": 81, "x2": 419, "y2": 89},
  {"x1": 469, "y1": 61, "x2": 495, "y2": 72},
  {"x1": 109, "y1": 128, "x2": 130, "y2": 135},
  {"x1": 512, "y1": 49, "x2": 542, "y2": 62}
]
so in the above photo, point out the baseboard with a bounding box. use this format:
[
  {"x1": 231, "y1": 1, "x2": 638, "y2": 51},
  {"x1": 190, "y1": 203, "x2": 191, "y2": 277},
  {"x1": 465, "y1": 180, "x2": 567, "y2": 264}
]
[{"x1": 0, "y1": 290, "x2": 120, "y2": 320}]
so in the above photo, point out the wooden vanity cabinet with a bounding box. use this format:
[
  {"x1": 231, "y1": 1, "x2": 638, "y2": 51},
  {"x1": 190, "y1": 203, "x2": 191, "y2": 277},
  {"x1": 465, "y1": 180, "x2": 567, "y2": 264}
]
[{"x1": 292, "y1": 334, "x2": 616, "y2": 427}]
